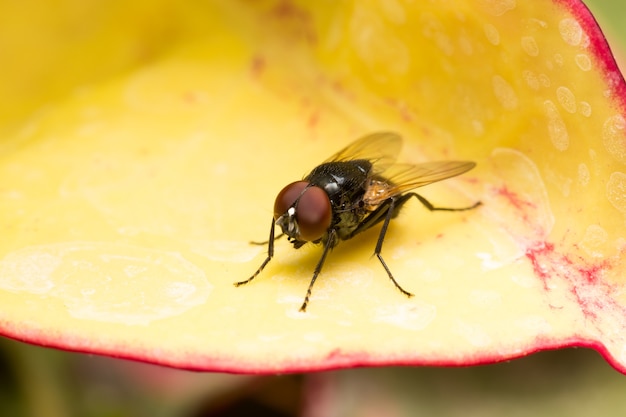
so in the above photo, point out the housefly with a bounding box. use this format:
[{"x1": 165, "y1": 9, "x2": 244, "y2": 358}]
[{"x1": 235, "y1": 132, "x2": 480, "y2": 312}]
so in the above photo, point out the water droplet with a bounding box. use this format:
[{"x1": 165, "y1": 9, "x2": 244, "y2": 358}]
[
  {"x1": 575, "y1": 53, "x2": 591, "y2": 71},
  {"x1": 580, "y1": 224, "x2": 608, "y2": 257},
  {"x1": 483, "y1": 23, "x2": 500, "y2": 45},
  {"x1": 521, "y1": 36, "x2": 539, "y2": 56},
  {"x1": 578, "y1": 163, "x2": 590, "y2": 186},
  {"x1": 556, "y1": 86, "x2": 576, "y2": 114},
  {"x1": 602, "y1": 115, "x2": 626, "y2": 164},
  {"x1": 522, "y1": 70, "x2": 540, "y2": 90},
  {"x1": 606, "y1": 172, "x2": 626, "y2": 214},
  {"x1": 559, "y1": 18, "x2": 583, "y2": 46},
  {"x1": 479, "y1": 0, "x2": 516, "y2": 16},
  {"x1": 492, "y1": 75, "x2": 518, "y2": 110},
  {"x1": 544, "y1": 100, "x2": 569, "y2": 151},
  {"x1": 579, "y1": 101, "x2": 592, "y2": 117}
]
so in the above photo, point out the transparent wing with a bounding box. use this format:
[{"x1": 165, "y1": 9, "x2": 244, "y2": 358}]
[
  {"x1": 365, "y1": 160, "x2": 477, "y2": 206},
  {"x1": 325, "y1": 132, "x2": 402, "y2": 174}
]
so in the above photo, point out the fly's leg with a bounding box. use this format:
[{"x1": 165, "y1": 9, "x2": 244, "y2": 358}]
[
  {"x1": 374, "y1": 195, "x2": 414, "y2": 298},
  {"x1": 410, "y1": 193, "x2": 481, "y2": 212},
  {"x1": 234, "y1": 218, "x2": 276, "y2": 287},
  {"x1": 250, "y1": 233, "x2": 284, "y2": 246},
  {"x1": 299, "y1": 229, "x2": 337, "y2": 312},
  {"x1": 374, "y1": 192, "x2": 481, "y2": 296}
]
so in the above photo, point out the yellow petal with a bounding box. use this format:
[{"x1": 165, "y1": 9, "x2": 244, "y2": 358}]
[{"x1": 1, "y1": 0, "x2": 625, "y2": 373}]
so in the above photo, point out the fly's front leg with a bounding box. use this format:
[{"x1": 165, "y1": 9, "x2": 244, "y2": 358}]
[
  {"x1": 249, "y1": 233, "x2": 284, "y2": 246},
  {"x1": 234, "y1": 218, "x2": 276, "y2": 287},
  {"x1": 299, "y1": 229, "x2": 337, "y2": 312},
  {"x1": 374, "y1": 195, "x2": 414, "y2": 298}
]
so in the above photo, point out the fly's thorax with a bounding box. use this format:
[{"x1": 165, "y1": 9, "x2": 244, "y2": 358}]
[{"x1": 306, "y1": 160, "x2": 372, "y2": 208}]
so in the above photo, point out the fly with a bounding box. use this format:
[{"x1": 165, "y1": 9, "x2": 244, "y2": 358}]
[{"x1": 235, "y1": 132, "x2": 481, "y2": 312}]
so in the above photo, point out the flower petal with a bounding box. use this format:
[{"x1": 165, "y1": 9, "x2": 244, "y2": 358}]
[{"x1": 1, "y1": 0, "x2": 625, "y2": 373}]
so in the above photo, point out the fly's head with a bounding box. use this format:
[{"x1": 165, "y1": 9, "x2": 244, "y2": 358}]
[{"x1": 274, "y1": 181, "x2": 332, "y2": 243}]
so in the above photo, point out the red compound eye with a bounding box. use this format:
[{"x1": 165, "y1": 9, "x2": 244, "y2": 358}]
[
  {"x1": 274, "y1": 181, "x2": 309, "y2": 220},
  {"x1": 273, "y1": 181, "x2": 332, "y2": 241},
  {"x1": 295, "y1": 186, "x2": 332, "y2": 241}
]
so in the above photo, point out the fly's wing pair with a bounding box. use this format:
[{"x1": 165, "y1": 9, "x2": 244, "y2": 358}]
[
  {"x1": 324, "y1": 131, "x2": 402, "y2": 174},
  {"x1": 326, "y1": 132, "x2": 476, "y2": 206}
]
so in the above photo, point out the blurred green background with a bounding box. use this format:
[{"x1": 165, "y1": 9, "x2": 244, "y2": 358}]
[{"x1": 1, "y1": 1, "x2": 626, "y2": 416}]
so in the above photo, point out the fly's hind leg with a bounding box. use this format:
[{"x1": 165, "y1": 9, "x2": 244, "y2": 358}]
[
  {"x1": 410, "y1": 193, "x2": 481, "y2": 212},
  {"x1": 374, "y1": 194, "x2": 415, "y2": 298},
  {"x1": 373, "y1": 193, "x2": 481, "y2": 298}
]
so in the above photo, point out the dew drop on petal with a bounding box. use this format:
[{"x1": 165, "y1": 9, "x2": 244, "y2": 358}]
[
  {"x1": 483, "y1": 23, "x2": 500, "y2": 45},
  {"x1": 521, "y1": 36, "x2": 539, "y2": 57},
  {"x1": 556, "y1": 86, "x2": 576, "y2": 114},
  {"x1": 606, "y1": 172, "x2": 626, "y2": 214},
  {"x1": 522, "y1": 70, "x2": 540, "y2": 90},
  {"x1": 602, "y1": 115, "x2": 626, "y2": 164},
  {"x1": 559, "y1": 18, "x2": 583, "y2": 46},
  {"x1": 492, "y1": 75, "x2": 518, "y2": 110},
  {"x1": 575, "y1": 53, "x2": 592, "y2": 71},
  {"x1": 579, "y1": 101, "x2": 592, "y2": 117},
  {"x1": 538, "y1": 73, "x2": 551, "y2": 88},
  {"x1": 553, "y1": 53, "x2": 564, "y2": 67},
  {"x1": 0, "y1": 243, "x2": 212, "y2": 325},
  {"x1": 580, "y1": 224, "x2": 609, "y2": 257},
  {"x1": 479, "y1": 0, "x2": 516, "y2": 17},
  {"x1": 454, "y1": 321, "x2": 492, "y2": 347},
  {"x1": 544, "y1": 100, "x2": 569, "y2": 151},
  {"x1": 373, "y1": 302, "x2": 437, "y2": 331},
  {"x1": 0, "y1": 253, "x2": 59, "y2": 294},
  {"x1": 472, "y1": 119, "x2": 485, "y2": 136},
  {"x1": 578, "y1": 163, "x2": 590, "y2": 187}
]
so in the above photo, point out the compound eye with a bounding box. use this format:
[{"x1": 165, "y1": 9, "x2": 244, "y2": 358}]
[
  {"x1": 296, "y1": 186, "x2": 332, "y2": 241},
  {"x1": 274, "y1": 181, "x2": 309, "y2": 220}
]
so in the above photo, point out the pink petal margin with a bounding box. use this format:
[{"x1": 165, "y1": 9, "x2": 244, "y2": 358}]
[{"x1": 556, "y1": 0, "x2": 626, "y2": 107}]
